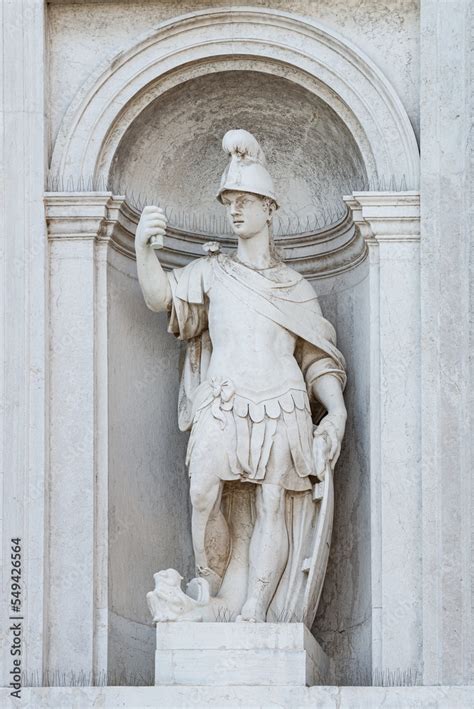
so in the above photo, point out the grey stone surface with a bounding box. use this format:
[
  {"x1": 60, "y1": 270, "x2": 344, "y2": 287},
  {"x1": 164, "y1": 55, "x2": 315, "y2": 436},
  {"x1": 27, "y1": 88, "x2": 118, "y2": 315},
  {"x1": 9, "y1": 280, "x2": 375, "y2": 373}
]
[
  {"x1": 107, "y1": 253, "x2": 194, "y2": 677},
  {"x1": 0, "y1": 0, "x2": 47, "y2": 687},
  {"x1": 315, "y1": 271, "x2": 371, "y2": 685}
]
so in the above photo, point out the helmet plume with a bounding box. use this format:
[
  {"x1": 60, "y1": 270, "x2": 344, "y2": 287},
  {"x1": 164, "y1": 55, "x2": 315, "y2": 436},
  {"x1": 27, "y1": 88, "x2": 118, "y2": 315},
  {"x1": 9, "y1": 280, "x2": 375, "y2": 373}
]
[{"x1": 222, "y1": 129, "x2": 266, "y2": 164}]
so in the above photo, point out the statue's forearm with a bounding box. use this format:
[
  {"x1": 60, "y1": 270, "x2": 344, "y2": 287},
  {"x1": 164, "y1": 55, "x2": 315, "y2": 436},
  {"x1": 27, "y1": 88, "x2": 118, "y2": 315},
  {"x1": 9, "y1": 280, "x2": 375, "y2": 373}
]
[
  {"x1": 311, "y1": 374, "x2": 346, "y2": 417},
  {"x1": 136, "y1": 245, "x2": 171, "y2": 312}
]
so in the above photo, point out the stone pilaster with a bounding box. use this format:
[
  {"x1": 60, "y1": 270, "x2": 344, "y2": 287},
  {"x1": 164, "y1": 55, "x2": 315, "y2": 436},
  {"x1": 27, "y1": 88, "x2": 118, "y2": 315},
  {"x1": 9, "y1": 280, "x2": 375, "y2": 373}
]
[
  {"x1": 44, "y1": 193, "x2": 125, "y2": 678},
  {"x1": 0, "y1": 0, "x2": 47, "y2": 684},
  {"x1": 420, "y1": 0, "x2": 473, "y2": 685},
  {"x1": 346, "y1": 192, "x2": 422, "y2": 682}
]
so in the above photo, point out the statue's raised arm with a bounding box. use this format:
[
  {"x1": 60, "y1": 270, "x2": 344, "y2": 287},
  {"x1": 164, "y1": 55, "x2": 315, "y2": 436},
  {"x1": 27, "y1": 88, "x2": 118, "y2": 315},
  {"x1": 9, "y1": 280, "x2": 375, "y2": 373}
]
[{"x1": 135, "y1": 205, "x2": 171, "y2": 312}]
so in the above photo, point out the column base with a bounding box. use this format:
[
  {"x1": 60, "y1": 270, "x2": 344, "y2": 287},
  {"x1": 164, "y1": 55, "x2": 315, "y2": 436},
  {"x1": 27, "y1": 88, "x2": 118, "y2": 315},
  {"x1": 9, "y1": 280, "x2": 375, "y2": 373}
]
[{"x1": 154, "y1": 622, "x2": 332, "y2": 686}]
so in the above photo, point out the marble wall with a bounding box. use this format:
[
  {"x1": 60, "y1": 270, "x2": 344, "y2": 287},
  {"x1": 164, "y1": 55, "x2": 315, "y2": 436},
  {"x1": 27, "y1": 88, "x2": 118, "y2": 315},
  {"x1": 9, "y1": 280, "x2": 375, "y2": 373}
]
[
  {"x1": 14, "y1": 0, "x2": 474, "y2": 697},
  {"x1": 419, "y1": 0, "x2": 473, "y2": 685}
]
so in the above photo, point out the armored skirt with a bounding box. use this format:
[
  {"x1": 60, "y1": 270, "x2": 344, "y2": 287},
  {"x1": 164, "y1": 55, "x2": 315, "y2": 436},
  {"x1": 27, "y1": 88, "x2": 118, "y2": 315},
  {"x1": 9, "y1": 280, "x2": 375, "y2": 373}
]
[
  {"x1": 167, "y1": 253, "x2": 346, "y2": 493},
  {"x1": 186, "y1": 383, "x2": 314, "y2": 491}
]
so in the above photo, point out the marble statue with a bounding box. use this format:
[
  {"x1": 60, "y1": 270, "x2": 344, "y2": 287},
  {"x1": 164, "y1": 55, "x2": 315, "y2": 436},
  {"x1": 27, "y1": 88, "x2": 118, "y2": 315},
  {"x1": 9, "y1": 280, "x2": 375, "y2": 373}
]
[{"x1": 138, "y1": 130, "x2": 347, "y2": 626}]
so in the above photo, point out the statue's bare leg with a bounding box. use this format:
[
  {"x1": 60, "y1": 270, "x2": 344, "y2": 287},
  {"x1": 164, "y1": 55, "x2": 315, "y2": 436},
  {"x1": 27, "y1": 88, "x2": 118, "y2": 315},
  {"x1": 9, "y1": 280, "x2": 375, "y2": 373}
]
[
  {"x1": 239, "y1": 483, "x2": 288, "y2": 622},
  {"x1": 204, "y1": 491, "x2": 231, "y2": 580},
  {"x1": 189, "y1": 473, "x2": 225, "y2": 593}
]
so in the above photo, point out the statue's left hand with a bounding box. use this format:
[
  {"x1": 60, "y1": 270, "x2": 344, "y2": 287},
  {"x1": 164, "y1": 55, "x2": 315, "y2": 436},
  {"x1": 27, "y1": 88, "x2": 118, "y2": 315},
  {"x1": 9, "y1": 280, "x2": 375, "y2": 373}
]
[{"x1": 312, "y1": 412, "x2": 346, "y2": 479}]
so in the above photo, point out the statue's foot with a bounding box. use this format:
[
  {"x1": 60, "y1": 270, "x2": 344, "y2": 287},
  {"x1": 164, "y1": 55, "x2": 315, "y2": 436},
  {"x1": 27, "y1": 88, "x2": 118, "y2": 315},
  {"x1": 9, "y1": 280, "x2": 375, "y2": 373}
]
[
  {"x1": 236, "y1": 596, "x2": 266, "y2": 623},
  {"x1": 197, "y1": 565, "x2": 222, "y2": 596}
]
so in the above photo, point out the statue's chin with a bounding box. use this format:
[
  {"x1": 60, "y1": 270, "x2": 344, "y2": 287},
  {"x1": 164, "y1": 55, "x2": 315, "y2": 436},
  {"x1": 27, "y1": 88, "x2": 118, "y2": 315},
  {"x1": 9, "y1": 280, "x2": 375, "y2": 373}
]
[{"x1": 232, "y1": 229, "x2": 257, "y2": 240}]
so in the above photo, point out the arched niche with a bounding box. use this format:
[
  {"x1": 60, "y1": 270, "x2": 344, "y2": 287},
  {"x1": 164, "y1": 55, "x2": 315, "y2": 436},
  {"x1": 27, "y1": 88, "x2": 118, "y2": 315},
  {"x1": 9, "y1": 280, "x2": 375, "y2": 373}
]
[
  {"x1": 46, "y1": 7, "x2": 419, "y2": 686},
  {"x1": 50, "y1": 7, "x2": 419, "y2": 191}
]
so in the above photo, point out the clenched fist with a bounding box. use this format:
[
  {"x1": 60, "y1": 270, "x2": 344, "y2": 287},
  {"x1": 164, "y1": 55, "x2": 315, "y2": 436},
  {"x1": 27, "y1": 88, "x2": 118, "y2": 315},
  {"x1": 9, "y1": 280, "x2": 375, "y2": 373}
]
[
  {"x1": 312, "y1": 411, "x2": 346, "y2": 480},
  {"x1": 135, "y1": 206, "x2": 167, "y2": 251}
]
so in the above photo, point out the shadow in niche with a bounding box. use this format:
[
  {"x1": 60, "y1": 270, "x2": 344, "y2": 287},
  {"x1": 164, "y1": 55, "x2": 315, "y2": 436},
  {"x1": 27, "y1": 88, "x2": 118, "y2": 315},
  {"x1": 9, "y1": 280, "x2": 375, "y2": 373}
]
[
  {"x1": 106, "y1": 274, "x2": 194, "y2": 685},
  {"x1": 310, "y1": 261, "x2": 372, "y2": 686}
]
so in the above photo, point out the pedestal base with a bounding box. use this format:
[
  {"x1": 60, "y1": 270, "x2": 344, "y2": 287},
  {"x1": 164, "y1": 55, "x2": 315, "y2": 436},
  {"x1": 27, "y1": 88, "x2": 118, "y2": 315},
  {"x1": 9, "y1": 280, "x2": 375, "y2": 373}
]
[{"x1": 154, "y1": 623, "x2": 332, "y2": 686}]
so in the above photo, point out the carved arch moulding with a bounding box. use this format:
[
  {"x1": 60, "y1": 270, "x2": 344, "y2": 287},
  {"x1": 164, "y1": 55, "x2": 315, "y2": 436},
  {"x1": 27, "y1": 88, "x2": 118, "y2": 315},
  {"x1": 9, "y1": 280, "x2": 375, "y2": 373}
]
[{"x1": 50, "y1": 7, "x2": 419, "y2": 190}]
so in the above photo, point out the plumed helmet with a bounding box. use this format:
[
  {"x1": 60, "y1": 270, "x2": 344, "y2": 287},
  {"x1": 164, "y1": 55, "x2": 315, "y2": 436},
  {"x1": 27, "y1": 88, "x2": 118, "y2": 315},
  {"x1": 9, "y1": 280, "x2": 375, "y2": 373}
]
[{"x1": 216, "y1": 129, "x2": 279, "y2": 208}]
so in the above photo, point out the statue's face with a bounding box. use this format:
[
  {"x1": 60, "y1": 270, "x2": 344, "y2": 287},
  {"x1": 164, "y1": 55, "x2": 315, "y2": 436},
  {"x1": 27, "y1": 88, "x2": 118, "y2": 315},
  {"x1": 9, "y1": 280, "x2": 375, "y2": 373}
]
[{"x1": 221, "y1": 190, "x2": 272, "y2": 239}]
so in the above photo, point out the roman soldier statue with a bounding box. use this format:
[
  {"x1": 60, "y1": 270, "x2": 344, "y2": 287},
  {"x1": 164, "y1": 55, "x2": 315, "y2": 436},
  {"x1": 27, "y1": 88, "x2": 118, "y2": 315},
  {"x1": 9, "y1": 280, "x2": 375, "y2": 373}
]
[{"x1": 139, "y1": 130, "x2": 347, "y2": 625}]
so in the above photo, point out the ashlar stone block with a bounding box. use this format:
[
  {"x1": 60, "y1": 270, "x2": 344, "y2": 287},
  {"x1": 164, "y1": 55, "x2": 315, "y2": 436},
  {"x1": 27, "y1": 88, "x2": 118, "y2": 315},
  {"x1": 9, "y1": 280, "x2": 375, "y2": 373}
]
[{"x1": 154, "y1": 623, "x2": 332, "y2": 687}]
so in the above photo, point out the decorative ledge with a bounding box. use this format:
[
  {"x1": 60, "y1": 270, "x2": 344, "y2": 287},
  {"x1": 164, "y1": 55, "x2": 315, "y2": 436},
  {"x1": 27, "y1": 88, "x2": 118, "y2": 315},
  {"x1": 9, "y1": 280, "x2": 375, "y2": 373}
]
[
  {"x1": 44, "y1": 192, "x2": 367, "y2": 279},
  {"x1": 344, "y1": 191, "x2": 420, "y2": 242}
]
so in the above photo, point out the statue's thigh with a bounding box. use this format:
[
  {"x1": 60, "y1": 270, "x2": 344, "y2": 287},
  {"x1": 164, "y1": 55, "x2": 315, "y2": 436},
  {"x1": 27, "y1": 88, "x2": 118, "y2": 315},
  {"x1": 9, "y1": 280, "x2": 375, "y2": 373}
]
[
  {"x1": 265, "y1": 419, "x2": 293, "y2": 478},
  {"x1": 188, "y1": 408, "x2": 235, "y2": 483}
]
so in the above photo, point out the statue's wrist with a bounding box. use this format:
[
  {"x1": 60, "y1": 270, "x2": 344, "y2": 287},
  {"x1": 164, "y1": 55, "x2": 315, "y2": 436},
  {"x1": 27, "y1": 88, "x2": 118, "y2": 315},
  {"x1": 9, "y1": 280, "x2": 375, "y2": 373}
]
[
  {"x1": 135, "y1": 241, "x2": 155, "y2": 258},
  {"x1": 135, "y1": 239, "x2": 148, "y2": 253}
]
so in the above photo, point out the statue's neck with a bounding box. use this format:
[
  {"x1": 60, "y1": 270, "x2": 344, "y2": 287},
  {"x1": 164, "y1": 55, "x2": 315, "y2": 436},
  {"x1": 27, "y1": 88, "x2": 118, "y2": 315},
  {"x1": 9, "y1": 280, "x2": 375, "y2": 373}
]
[{"x1": 237, "y1": 227, "x2": 274, "y2": 269}]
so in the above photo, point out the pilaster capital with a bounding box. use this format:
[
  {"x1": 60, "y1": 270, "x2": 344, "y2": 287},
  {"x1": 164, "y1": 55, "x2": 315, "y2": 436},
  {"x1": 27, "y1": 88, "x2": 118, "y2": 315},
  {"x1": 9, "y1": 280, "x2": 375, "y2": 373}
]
[
  {"x1": 44, "y1": 192, "x2": 129, "y2": 247},
  {"x1": 45, "y1": 192, "x2": 114, "y2": 241},
  {"x1": 344, "y1": 191, "x2": 420, "y2": 242}
]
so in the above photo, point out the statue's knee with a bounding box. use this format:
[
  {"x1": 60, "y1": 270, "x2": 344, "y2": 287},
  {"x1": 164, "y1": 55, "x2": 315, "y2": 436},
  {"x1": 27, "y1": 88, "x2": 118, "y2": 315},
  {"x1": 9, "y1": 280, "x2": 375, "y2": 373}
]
[
  {"x1": 190, "y1": 480, "x2": 216, "y2": 514},
  {"x1": 259, "y1": 485, "x2": 285, "y2": 519}
]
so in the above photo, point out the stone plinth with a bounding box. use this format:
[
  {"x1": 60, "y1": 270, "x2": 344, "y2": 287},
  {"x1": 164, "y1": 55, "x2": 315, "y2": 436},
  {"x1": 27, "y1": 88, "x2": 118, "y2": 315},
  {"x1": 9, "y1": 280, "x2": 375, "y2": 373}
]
[{"x1": 155, "y1": 623, "x2": 332, "y2": 687}]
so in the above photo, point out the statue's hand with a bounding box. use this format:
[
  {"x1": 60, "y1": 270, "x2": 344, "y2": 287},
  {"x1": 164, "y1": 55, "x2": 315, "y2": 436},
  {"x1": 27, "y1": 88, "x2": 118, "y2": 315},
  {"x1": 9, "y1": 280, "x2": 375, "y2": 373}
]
[
  {"x1": 312, "y1": 411, "x2": 346, "y2": 479},
  {"x1": 135, "y1": 205, "x2": 167, "y2": 251}
]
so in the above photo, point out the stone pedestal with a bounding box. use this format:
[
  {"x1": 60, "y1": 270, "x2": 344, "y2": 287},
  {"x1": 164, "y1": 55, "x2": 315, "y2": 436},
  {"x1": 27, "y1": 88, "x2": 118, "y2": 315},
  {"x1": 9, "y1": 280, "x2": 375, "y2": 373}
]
[{"x1": 154, "y1": 623, "x2": 332, "y2": 687}]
